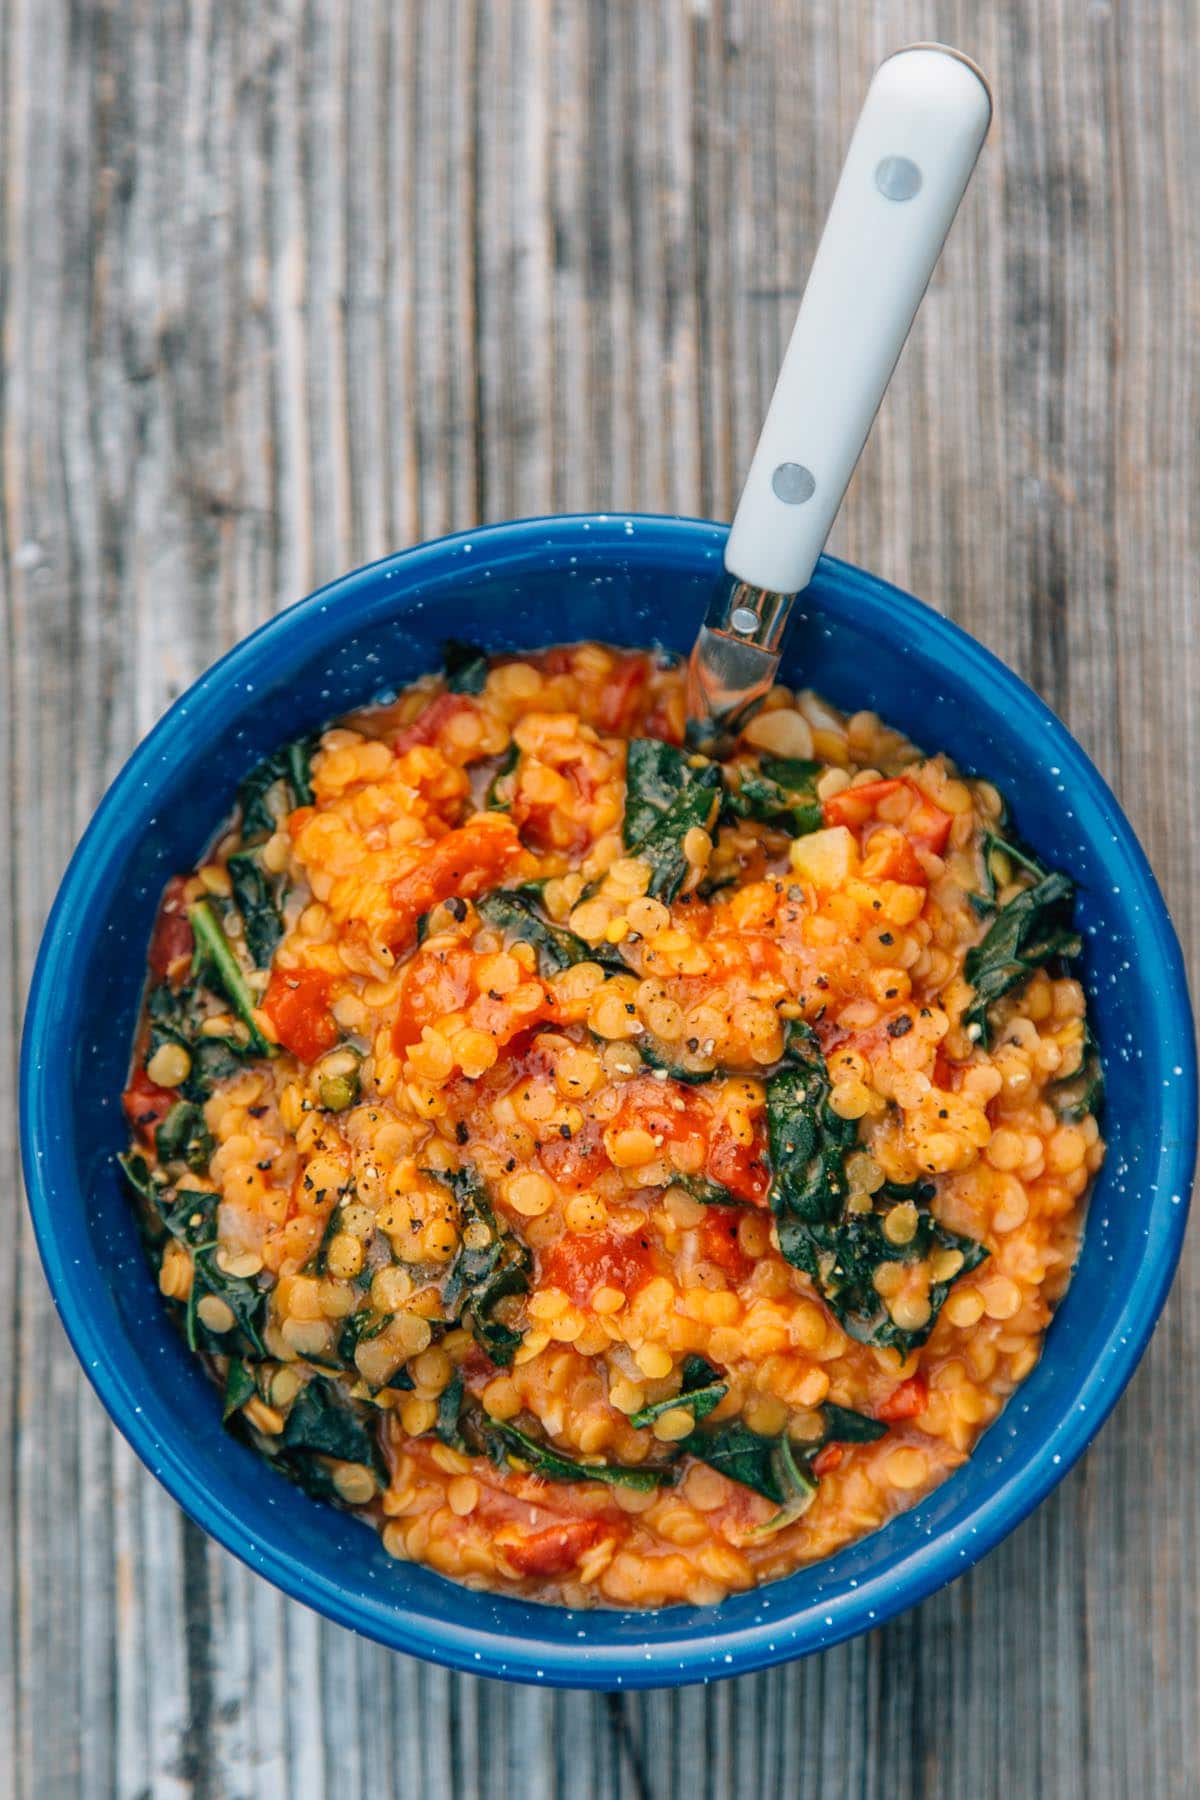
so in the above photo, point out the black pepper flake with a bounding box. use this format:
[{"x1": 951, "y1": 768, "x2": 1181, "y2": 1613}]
[
  {"x1": 248, "y1": 1105, "x2": 268, "y2": 1118},
  {"x1": 879, "y1": 932, "x2": 894, "y2": 946},
  {"x1": 887, "y1": 1016, "x2": 913, "y2": 1038},
  {"x1": 872, "y1": 900, "x2": 882, "y2": 910},
  {"x1": 455, "y1": 1121, "x2": 469, "y2": 1145},
  {"x1": 938, "y1": 1109, "x2": 949, "y2": 1119},
  {"x1": 686, "y1": 1037, "x2": 700, "y2": 1053},
  {"x1": 256, "y1": 1159, "x2": 272, "y2": 1171},
  {"x1": 488, "y1": 989, "x2": 502, "y2": 1001},
  {"x1": 559, "y1": 1123, "x2": 572, "y2": 1139},
  {"x1": 885, "y1": 988, "x2": 898, "y2": 999},
  {"x1": 624, "y1": 1003, "x2": 637, "y2": 1015},
  {"x1": 505, "y1": 1158, "x2": 516, "y2": 1172},
  {"x1": 446, "y1": 895, "x2": 467, "y2": 921}
]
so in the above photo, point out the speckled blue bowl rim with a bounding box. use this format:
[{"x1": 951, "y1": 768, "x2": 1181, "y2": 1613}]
[{"x1": 20, "y1": 514, "x2": 1197, "y2": 1688}]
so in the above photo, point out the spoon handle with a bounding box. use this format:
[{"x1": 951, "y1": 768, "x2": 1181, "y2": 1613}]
[{"x1": 723, "y1": 45, "x2": 991, "y2": 598}]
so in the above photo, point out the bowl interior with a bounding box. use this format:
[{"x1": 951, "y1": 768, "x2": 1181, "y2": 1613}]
[{"x1": 22, "y1": 516, "x2": 1195, "y2": 1686}]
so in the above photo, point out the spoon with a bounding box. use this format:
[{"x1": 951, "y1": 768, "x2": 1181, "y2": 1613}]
[{"x1": 686, "y1": 44, "x2": 992, "y2": 745}]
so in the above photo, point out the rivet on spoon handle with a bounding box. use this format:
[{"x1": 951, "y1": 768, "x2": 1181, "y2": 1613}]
[{"x1": 686, "y1": 44, "x2": 992, "y2": 744}]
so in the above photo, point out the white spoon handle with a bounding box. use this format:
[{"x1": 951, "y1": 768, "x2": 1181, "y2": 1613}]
[{"x1": 724, "y1": 45, "x2": 991, "y2": 597}]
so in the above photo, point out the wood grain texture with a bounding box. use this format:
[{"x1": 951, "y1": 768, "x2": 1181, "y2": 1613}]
[{"x1": 2, "y1": 1, "x2": 1197, "y2": 1795}]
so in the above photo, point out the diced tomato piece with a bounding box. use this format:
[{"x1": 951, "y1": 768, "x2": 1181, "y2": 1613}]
[
  {"x1": 538, "y1": 647, "x2": 577, "y2": 676},
  {"x1": 823, "y1": 778, "x2": 952, "y2": 859},
  {"x1": 698, "y1": 1207, "x2": 753, "y2": 1282},
  {"x1": 392, "y1": 941, "x2": 475, "y2": 1051},
  {"x1": 262, "y1": 966, "x2": 339, "y2": 1063},
  {"x1": 861, "y1": 826, "x2": 927, "y2": 887},
  {"x1": 822, "y1": 779, "x2": 904, "y2": 832},
  {"x1": 501, "y1": 1518, "x2": 605, "y2": 1579},
  {"x1": 393, "y1": 691, "x2": 478, "y2": 755},
  {"x1": 511, "y1": 756, "x2": 596, "y2": 853},
  {"x1": 706, "y1": 1121, "x2": 770, "y2": 1206},
  {"x1": 537, "y1": 1117, "x2": 611, "y2": 1191},
  {"x1": 877, "y1": 1372, "x2": 928, "y2": 1423},
  {"x1": 122, "y1": 1066, "x2": 177, "y2": 1145},
  {"x1": 539, "y1": 1226, "x2": 659, "y2": 1304},
  {"x1": 812, "y1": 1443, "x2": 844, "y2": 1477},
  {"x1": 596, "y1": 654, "x2": 648, "y2": 733},
  {"x1": 389, "y1": 816, "x2": 523, "y2": 951},
  {"x1": 148, "y1": 876, "x2": 194, "y2": 981},
  {"x1": 902, "y1": 787, "x2": 953, "y2": 856}
]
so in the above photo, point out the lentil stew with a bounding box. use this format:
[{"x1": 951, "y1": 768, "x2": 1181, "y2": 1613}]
[{"x1": 120, "y1": 643, "x2": 1103, "y2": 1608}]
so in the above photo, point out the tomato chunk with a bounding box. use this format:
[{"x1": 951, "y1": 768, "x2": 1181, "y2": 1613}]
[
  {"x1": 595, "y1": 654, "x2": 648, "y2": 733},
  {"x1": 148, "y1": 876, "x2": 194, "y2": 981},
  {"x1": 698, "y1": 1207, "x2": 753, "y2": 1281},
  {"x1": 122, "y1": 1066, "x2": 177, "y2": 1145},
  {"x1": 537, "y1": 1117, "x2": 611, "y2": 1191},
  {"x1": 706, "y1": 1120, "x2": 770, "y2": 1206},
  {"x1": 822, "y1": 778, "x2": 952, "y2": 859},
  {"x1": 903, "y1": 790, "x2": 953, "y2": 855},
  {"x1": 262, "y1": 966, "x2": 339, "y2": 1063},
  {"x1": 392, "y1": 941, "x2": 475, "y2": 1051},
  {"x1": 812, "y1": 1443, "x2": 844, "y2": 1477},
  {"x1": 860, "y1": 826, "x2": 927, "y2": 887},
  {"x1": 877, "y1": 1372, "x2": 928, "y2": 1423},
  {"x1": 389, "y1": 816, "x2": 522, "y2": 951},
  {"x1": 393, "y1": 691, "x2": 478, "y2": 755},
  {"x1": 539, "y1": 1227, "x2": 658, "y2": 1304},
  {"x1": 822, "y1": 779, "x2": 904, "y2": 832},
  {"x1": 501, "y1": 1518, "x2": 604, "y2": 1579}
]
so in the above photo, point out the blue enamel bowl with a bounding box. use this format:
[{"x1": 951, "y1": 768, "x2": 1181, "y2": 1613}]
[{"x1": 20, "y1": 515, "x2": 1196, "y2": 1688}]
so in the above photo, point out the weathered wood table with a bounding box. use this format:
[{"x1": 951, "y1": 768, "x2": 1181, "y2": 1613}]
[{"x1": 4, "y1": 3, "x2": 1197, "y2": 1795}]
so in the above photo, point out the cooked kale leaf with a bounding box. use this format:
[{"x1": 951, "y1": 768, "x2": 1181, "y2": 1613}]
[
  {"x1": 435, "y1": 1369, "x2": 467, "y2": 1449},
  {"x1": 787, "y1": 1209, "x2": 989, "y2": 1354},
  {"x1": 482, "y1": 1418, "x2": 673, "y2": 1491},
  {"x1": 476, "y1": 889, "x2": 625, "y2": 978},
  {"x1": 438, "y1": 1167, "x2": 532, "y2": 1366},
  {"x1": 188, "y1": 898, "x2": 274, "y2": 1054},
  {"x1": 682, "y1": 1420, "x2": 812, "y2": 1509},
  {"x1": 335, "y1": 1305, "x2": 394, "y2": 1371},
  {"x1": 683, "y1": 1400, "x2": 887, "y2": 1526},
  {"x1": 629, "y1": 1354, "x2": 727, "y2": 1429},
  {"x1": 238, "y1": 734, "x2": 317, "y2": 840},
  {"x1": 222, "y1": 1357, "x2": 258, "y2": 1420},
  {"x1": 485, "y1": 741, "x2": 520, "y2": 811},
  {"x1": 281, "y1": 1377, "x2": 380, "y2": 1466},
  {"x1": 765, "y1": 1023, "x2": 986, "y2": 1352},
  {"x1": 765, "y1": 1022, "x2": 857, "y2": 1237},
  {"x1": 442, "y1": 639, "x2": 489, "y2": 695},
  {"x1": 722, "y1": 755, "x2": 823, "y2": 837},
  {"x1": 227, "y1": 851, "x2": 284, "y2": 968},
  {"x1": 118, "y1": 1149, "x2": 163, "y2": 1206},
  {"x1": 156, "y1": 1188, "x2": 267, "y2": 1357},
  {"x1": 154, "y1": 1100, "x2": 214, "y2": 1173},
  {"x1": 621, "y1": 738, "x2": 722, "y2": 901},
  {"x1": 963, "y1": 870, "x2": 1081, "y2": 1045},
  {"x1": 970, "y1": 828, "x2": 1051, "y2": 915},
  {"x1": 1049, "y1": 1024, "x2": 1104, "y2": 1122},
  {"x1": 145, "y1": 980, "x2": 249, "y2": 1104},
  {"x1": 819, "y1": 1401, "x2": 889, "y2": 1446}
]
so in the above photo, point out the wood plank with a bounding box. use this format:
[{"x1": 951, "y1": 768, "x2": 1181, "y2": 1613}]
[{"x1": 2, "y1": 1, "x2": 1197, "y2": 1795}]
